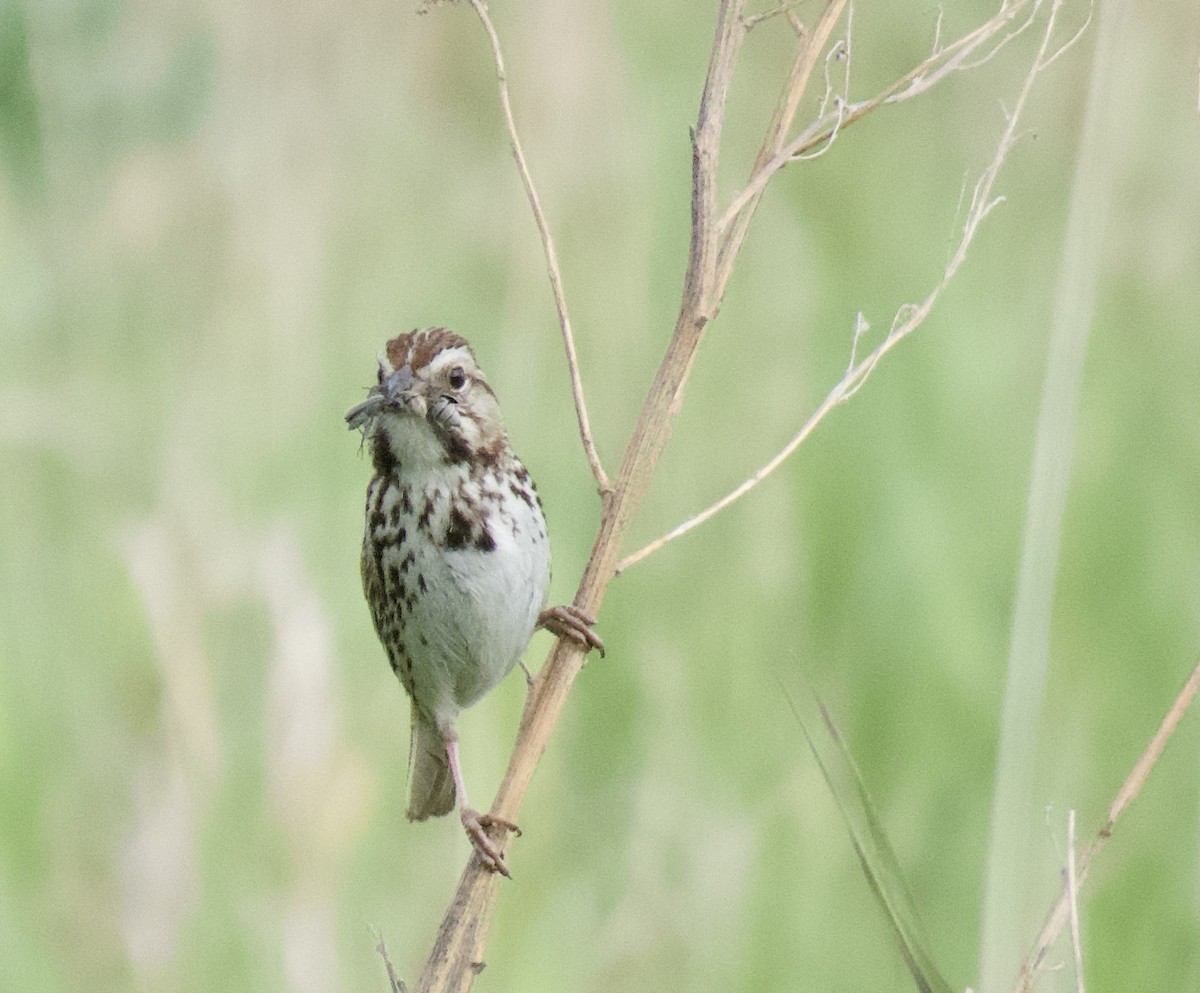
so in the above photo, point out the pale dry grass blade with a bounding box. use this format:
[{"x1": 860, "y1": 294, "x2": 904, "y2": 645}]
[
  {"x1": 261, "y1": 526, "x2": 367, "y2": 993},
  {"x1": 978, "y1": 2, "x2": 1120, "y2": 990}
]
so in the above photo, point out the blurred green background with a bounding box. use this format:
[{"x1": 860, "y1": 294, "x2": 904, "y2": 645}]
[{"x1": 2, "y1": 1, "x2": 1199, "y2": 990}]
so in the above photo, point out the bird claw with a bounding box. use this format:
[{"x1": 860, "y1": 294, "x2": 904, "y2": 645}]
[
  {"x1": 537, "y1": 605, "x2": 606, "y2": 657},
  {"x1": 461, "y1": 807, "x2": 521, "y2": 878}
]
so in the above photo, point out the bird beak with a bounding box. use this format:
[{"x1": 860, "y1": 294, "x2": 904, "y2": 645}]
[
  {"x1": 383, "y1": 364, "x2": 415, "y2": 400},
  {"x1": 345, "y1": 364, "x2": 415, "y2": 429}
]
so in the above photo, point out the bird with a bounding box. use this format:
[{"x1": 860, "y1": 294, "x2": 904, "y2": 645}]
[{"x1": 347, "y1": 326, "x2": 603, "y2": 875}]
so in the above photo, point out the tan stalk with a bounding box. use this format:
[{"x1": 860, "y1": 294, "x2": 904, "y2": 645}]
[
  {"x1": 387, "y1": 0, "x2": 1083, "y2": 988},
  {"x1": 618, "y1": 0, "x2": 1083, "y2": 573},
  {"x1": 409, "y1": 3, "x2": 747, "y2": 989},
  {"x1": 713, "y1": 0, "x2": 849, "y2": 297},
  {"x1": 467, "y1": 0, "x2": 609, "y2": 491},
  {"x1": 1015, "y1": 658, "x2": 1200, "y2": 992}
]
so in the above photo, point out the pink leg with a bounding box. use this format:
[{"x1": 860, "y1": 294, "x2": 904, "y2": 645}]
[{"x1": 442, "y1": 725, "x2": 520, "y2": 877}]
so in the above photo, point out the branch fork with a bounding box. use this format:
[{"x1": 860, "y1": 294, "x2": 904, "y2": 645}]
[{"x1": 391, "y1": 2, "x2": 1086, "y2": 988}]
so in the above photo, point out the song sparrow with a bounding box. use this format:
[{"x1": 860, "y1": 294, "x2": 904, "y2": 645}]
[{"x1": 347, "y1": 327, "x2": 603, "y2": 876}]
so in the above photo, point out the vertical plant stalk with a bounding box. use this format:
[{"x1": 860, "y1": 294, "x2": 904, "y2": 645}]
[
  {"x1": 411, "y1": 4, "x2": 747, "y2": 990},
  {"x1": 396, "y1": 0, "x2": 1083, "y2": 989},
  {"x1": 466, "y1": 0, "x2": 609, "y2": 491},
  {"x1": 713, "y1": 0, "x2": 849, "y2": 296},
  {"x1": 1066, "y1": 810, "x2": 1086, "y2": 993},
  {"x1": 617, "y1": 0, "x2": 1084, "y2": 574},
  {"x1": 977, "y1": 1, "x2": 1119, "y2": 990}
]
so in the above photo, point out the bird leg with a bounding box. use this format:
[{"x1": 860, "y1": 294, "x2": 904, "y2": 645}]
[
  {"x1": 442, "y1": 724, "x2": 520, "y2": 878},
  {"x1": 537, "y1": 604, "x2": 606, "y2": 657}
]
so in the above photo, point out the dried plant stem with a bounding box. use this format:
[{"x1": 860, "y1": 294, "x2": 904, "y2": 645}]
[
  {"x1": 713, "y1": 0, "x2": 849, "y2": 297},
  {"x1": 410, "y1": 3, "x2": 745, "y2": 990},
  {"x1": 1015, "y1": 657, "x2": 1200, "y2": 992},
  {"x1": 467, "y1": 0, "x2": 609, "y2": 491},
  {"x1": 618, "y1": 0, "x2": 1075, "y2": 574},
  {"x1": 402, "y1": 0, "x2": 1079, "y2": 988},
  {"x1": 1066, "y1": 810, "x2": 1086, "y2": 993},
  {"x1": 376, "y1": 933, "x2": 407, "y2": 993},
  {"x1": 718, "y1": 0, "x2": 1044, "y2": 236}
]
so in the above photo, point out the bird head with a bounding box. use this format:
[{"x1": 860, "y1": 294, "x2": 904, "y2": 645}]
[{"x1": 347, "y1": 327, "x2": 507, "y2": 468}]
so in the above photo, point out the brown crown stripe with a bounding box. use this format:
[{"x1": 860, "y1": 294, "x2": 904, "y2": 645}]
[{"x1": 387, "y1": 327, "x2": 475, "y2": 373}]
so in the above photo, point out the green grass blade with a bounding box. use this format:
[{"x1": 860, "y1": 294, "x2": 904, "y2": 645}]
[{"x1": 784, "y1": 683, "x2": 955, "y2": 993}]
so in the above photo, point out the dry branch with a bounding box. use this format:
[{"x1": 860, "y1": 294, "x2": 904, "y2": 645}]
[
  {"x1": 407, "y1": 3, "x2": 746, "y2": 988},
  {"x1": 1015, "y1": 657, "x2": 1200, "y2": 992},
  {"x1": 1066, "y1": 810, "x2": 1086, "y2": 993},
  {"x1": 713, "y1": 0, "x2": 849, "y2": 296},
  {"x1": 466, "y1": 0, "x2": 608, "y2": 491},
  {"x1": 395, "y1": 0, "x2": 1081, "y2": 988},
  {"x1": 619, "y1": 0, "x2": 1082, "y2": 573}
]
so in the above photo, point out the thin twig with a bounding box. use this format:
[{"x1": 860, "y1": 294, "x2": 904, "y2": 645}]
[
  {"x1": 1016, "y1": 656, "x2": 1200, "y2": 992},
  {"x1": 713, "y1": 0, "x2": 849, "y2": 298},
  {"x1": 742, "y1": 0, "x2": 806, "y2": 32},
  {"x1": 716, "y1": 0, "x2": 1040, "y2": 238},
  {"x1": 376, "y1": 933, "x2": 408, "y2": 993},
  {"x1": 1066, "y1": 810, "x2": 1086, "y2": 993},
  {"x1": 466, "y1": 0, "x2": 609, "y2": 492},
  {"x1": 408, "y1": 4, "x2": 749, "y2": 990},
  {"x1": 616, "y1": 382, "x2": 834, "y2": 574},
  {"x1": 1040, "y1": 1, "x2": 1093, "y2": 72},
  {"x1": 793, "y1": 26, "x2": 852, "y2": 163},
  {"x1": 404, "y1": 0, "x2": 1087, "y2": 987},
  {"x1": 618, "y1": 0, "x2": 1071, "y2": 574}
]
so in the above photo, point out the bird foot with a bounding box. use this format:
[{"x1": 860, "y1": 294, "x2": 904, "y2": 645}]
[
  {"x1": 461, "y1": 807, "x2": 521, "y2": 878},
  {"x1": 537, "y1": 605, "x2": 605, "y2": 657}
]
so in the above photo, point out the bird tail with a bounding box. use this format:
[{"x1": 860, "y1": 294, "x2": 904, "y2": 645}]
[{"x1": 407, "y1": 706, "x2": 455, "y2": 821}]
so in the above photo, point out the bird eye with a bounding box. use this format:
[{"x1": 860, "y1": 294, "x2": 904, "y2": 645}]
[{"x1": 447, "y1": 366, "x2": 467, "y2": 390}]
